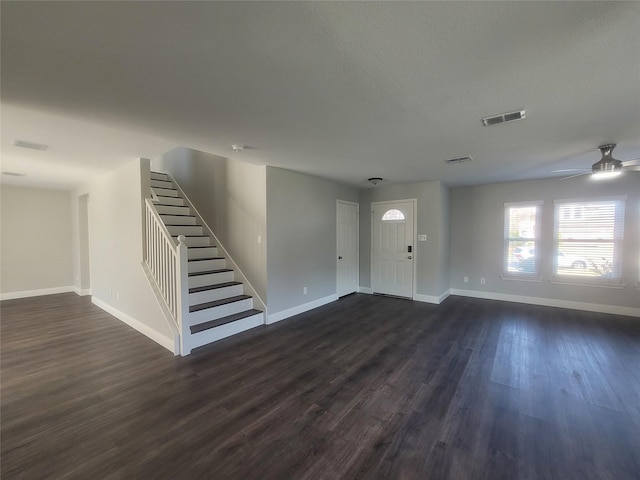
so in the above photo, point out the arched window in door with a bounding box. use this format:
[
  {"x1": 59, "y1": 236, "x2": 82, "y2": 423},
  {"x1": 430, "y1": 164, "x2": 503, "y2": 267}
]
[{"x1": 381, "y1": 209, "x2": 405, "y2": 221}]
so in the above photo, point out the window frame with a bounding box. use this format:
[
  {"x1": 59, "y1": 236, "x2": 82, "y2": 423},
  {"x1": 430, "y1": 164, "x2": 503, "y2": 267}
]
[
  {"x1": 552, "y1": 196, "x2": 626, "y2": 285},
  {"x1": 503, "y1": 201, "x2": 543, "y2": 280}
]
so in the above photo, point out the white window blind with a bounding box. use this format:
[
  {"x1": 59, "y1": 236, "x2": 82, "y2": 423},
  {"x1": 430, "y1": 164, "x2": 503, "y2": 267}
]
[
  {"x1": 554, "y1": 198, "x2": 625, "y2": 280},
  {"x1": 504, "y1": 203, "x2": 541, "y2": 275}
]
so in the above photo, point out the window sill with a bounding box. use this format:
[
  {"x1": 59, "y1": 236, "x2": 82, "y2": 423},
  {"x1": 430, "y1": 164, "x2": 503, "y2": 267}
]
[
  {"x1": 550, "y1": 278, "x2": 626, "y2": 290},
  {"x1": 500, "y1": 274, "x2": 542, "y2": 283}
]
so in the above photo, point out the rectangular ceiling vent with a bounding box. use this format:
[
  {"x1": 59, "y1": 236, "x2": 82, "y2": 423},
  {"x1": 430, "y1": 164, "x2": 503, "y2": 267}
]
[
  {"x1": 445, "y1": 156, "x2": 473, "y2": 164},
  {"x1": 2, "y1": 171, "x2": 26, "y2": 177},
  {"x1": 14, "y1": 139, "x2": 48, "y2": 150},
  {"x1": 481, "y1": 109, "x2": 525, "y2": 127}
]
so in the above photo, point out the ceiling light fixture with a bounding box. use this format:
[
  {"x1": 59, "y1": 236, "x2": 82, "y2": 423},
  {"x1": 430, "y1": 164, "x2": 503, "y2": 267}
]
[
  {"x1": 591, "y1": 144, "x2": 623, "y2": 180},
  {"x1": 368, "y1": 177, "x2": 383, "y2": 186},
  {"x1": 231, "y1": 144, "x2": 245, "y2": 153}
]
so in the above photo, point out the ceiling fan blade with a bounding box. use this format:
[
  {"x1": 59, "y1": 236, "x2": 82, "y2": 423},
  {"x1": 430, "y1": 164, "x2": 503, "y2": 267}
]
[
  {"x1": 561, "y1": 171, "x2": 591, "y2": 180},
  {"x1": 622, "y1": 159, "x2": 640, "y2": 166},
  {"x1": 625, "y1": 165, "x2": 640, "y2": 171},
  {"x1": 549, "y1": 168, "x2": 590, "y2": 173}
]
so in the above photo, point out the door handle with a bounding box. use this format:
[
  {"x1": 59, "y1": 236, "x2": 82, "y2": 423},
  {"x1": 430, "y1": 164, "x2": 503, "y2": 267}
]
[
  {"x1": 338, "y1": 256, "x2": 343, "y2": 260},
  {"x1": 408, "y1": 256, "x2": 412, "y2": 259}
]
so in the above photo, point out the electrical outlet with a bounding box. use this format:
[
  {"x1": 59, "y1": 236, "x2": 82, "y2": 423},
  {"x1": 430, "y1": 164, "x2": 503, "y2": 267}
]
[
  {"x1": 303, "y1": 286, "x2": 308, "y2": 295},
  {"x1": 257, "y1": 235, "x2": 262, "y2": 244},
  {"x1": 109, "y1": 289, "x2": 112, "y2": 297},
  {"x1": 480, "y1": 277, "x2": 486, "y2": 285},
  {"x1": 464, "y1": 276, "x2": 469, "y2": 283}
]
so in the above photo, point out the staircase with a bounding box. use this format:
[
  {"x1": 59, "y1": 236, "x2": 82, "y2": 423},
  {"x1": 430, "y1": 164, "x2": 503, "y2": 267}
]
[{"x1": 146, "y1": 171, "x2": 264, "y2": 354}]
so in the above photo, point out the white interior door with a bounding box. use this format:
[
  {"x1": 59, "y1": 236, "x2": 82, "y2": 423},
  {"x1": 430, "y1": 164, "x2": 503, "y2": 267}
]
[
  {"x1": 337, "y1": 201, "x2": 358, "y2": 297},
  {"x1": 371, "y1": 201, "x2": 414, "y2": 298}
]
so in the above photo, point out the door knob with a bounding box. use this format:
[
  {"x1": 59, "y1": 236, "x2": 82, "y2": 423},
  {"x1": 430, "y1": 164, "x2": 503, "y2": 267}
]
[
  {"x1": 338, "y1": 256, "x2": 343, "y2": 260},
  {"x1": 408, "y1": 256, "x2": 412, "y2": 259}
]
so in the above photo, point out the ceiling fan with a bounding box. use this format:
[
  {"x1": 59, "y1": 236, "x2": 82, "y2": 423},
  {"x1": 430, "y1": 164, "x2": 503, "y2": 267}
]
[{"x1": 550, "y1": 144, "x2": 640, "y2": 180}]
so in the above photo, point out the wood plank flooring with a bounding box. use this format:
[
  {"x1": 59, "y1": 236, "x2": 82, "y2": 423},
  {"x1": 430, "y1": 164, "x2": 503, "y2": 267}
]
[{"x1": 2, "y1": 293, "x2": 639, "y2": 479}]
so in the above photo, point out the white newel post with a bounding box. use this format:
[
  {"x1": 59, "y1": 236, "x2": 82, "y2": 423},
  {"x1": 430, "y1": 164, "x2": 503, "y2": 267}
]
[{"x1": 176, "y1": 235, "x2": 191, "y2": 355}]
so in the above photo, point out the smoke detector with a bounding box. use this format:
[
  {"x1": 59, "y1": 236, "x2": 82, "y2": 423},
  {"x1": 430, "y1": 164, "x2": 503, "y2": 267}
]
[
  {"x1": 368, "y1": 177, "x2": 383, "y2": 186},
  {"x1": 231, "y1": 144, "x2": 245, "y2": 153}
]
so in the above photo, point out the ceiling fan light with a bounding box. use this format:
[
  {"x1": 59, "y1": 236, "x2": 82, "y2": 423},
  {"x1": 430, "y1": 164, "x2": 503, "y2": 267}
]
[
  {"x1": 592, "y1": 170, "x2": 622, "y2": 180},
  {"x1": 591, "y1": 158, "x2": 623, "y2": 179}
]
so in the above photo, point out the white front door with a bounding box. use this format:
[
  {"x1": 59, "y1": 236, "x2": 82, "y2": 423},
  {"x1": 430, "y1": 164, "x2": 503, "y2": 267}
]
[
  {"x1": 371, "y1": 201, "x2": 414, "y2": 298},
  {"x1": 337, "y1": 201, "x2": 359, "y2": 297}
]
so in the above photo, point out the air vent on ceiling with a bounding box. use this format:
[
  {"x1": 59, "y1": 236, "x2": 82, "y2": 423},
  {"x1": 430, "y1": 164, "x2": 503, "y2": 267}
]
[
  {"x1": 481, "y1": 109, "x2": 526, "y2": 127},
  {"x1": 14, "y1": 140, "x2": 48, "y2": 150},
  {"x1": 2, "y1": 171, "x2": 26, "y2": 177},
  {"x1": 445, "y1": 156, "x2": 473, "y2": 164}
]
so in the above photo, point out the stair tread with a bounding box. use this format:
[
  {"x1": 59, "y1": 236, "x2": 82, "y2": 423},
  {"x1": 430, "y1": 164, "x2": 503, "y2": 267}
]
[
  {"x1": 189, "y1": 281, "x2": 242, "y2": 294},
  {"x1": 188, "y1": 257, "x2": 224, "y2": 262},
  {"x1": 188, "y1": 268, "x2": 233, "y2": 277},
  {"x1": 173, "y1": 234, "x2": 209, "y2": 238},
  {"x1": 190, "y1": 309, "x2": 262, "y2": 334},
  {"x1": 188, "y1": 246, "x2": 218, "y2": 249},
  {"x1": 159, "y1": 214, "x2": 195, "y2": 217},
  {"x1": 190, "y1": 294, "x2": 252, "y2": 313}
]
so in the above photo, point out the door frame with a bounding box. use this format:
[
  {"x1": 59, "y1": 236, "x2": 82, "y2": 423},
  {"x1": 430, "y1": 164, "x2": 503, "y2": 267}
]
[
  {"x1": 336, "y1": 200, "x2": 359, "y2": 297},
  {"x1": 370, "y1": 199, "x2": 417, "y2": 300}
]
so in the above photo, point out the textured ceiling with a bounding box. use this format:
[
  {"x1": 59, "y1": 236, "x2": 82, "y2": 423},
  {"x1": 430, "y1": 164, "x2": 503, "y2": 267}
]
[{"x1": 1, "y1": 1, "x2": 639, "y2": 190}]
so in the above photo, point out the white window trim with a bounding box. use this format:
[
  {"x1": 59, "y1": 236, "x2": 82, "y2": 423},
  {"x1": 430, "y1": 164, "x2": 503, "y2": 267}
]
[
  {"x1": 551, "y1": 196, "x2": 626, "y2": 285},
  {"x1": 502, "y1": 201, "x2": 543, "y2": 280}
]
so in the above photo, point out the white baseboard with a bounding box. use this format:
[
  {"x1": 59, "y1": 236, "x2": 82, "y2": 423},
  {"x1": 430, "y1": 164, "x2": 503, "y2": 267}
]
[
  {"x1": 1, "y1": 285, "x2": 75, "y2": 301},
  {"x1": 91, "y1": 297, "x2": 178, "y2": 353},
  {"x1": 358, "y1": 286, "x2": 373, "y2": 294},
  {"x1": 267, "y1": 294, "x2": 338, "y2": 325},
  {"x1": 449, "y1": 288, "x2": 640, "y2": 317},
  {"x1": 414, "y1": 289, "x2": 451, "y2": 305},
  {"x1": 73, "y1": 286, "x2": 92, "y2": 296}
]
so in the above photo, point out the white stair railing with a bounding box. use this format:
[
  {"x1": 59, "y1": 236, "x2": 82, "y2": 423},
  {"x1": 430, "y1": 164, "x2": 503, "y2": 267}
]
[{"x1": 144, "y1": 198, "x2": 191, "y2": 354}]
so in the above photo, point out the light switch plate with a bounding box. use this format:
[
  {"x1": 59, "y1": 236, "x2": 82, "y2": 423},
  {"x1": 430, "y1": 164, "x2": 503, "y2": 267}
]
[{"x1": 418, "y1": 234, "x2": 427, "y2": 241}]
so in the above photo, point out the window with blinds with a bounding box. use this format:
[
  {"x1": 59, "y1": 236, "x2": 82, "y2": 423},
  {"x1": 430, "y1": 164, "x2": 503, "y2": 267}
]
[
  {"x1": 504, "y1": 202, "x2": 541, "y2": 276},
  {"x1": 553, "y1": 197, "x2": 626, "y2": 281}
]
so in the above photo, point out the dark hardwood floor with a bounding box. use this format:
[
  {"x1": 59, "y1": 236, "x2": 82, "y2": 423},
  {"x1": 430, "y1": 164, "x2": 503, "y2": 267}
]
[{"x1": 2, "y1": 293, "x2": 639, "y2": 479}]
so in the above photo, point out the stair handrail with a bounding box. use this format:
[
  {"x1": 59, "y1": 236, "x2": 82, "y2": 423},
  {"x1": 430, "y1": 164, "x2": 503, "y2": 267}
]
[{"x1": 143, "y1": 198, "x2": 190, "y2": 353}]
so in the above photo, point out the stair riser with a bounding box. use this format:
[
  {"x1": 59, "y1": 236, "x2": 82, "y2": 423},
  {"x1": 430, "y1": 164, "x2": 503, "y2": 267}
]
[
  {"x1": 153, "y1": 187, "x2": 179, "y2": 197},
  {"x1": 189, "y1": 313, "x2": 264, "y2": 352},
  {"x1": 187, "y1": 247, "x2": 218, "y2": 259},
  {"x1": 151, "y1": 172, "x2": 169, "y2": 181},
  {"x1": 151, "y1": 179, "x2": 173, "y2": 189},
  {"x1": 155, "y1": 205, "x2": 190, "y2": 215},
  {"x1": 188, "y1": 258, "x2": 226, "y2": 273},
  {"x1": 160, "y1": 215, "x2": 197, "y2": 225},
  {"x1": 156, "y1": 197, "x2": 185, "y2": 206},
  {"x1": 175, "y1": 236, "x2": 211, "y2": 247},
  {"x1": 189, "y1": 298, "x2": 254, "y2": 325},
  {"x1": 189, "y1": 284, "x2": 244, "y2": 306},
  {"x1": 166, "y1": 225, "x2": 203, "y2": 236},
  {"x1": 188, "y1": 270, "x2": 234, "y2": 288}
]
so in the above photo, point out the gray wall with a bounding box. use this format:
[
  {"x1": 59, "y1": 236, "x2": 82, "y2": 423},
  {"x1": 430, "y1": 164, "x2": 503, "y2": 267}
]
[
  {"x1": 359, "y1": 181, "x2": 450, "y2": 300},
  {"x1": 155, "y1": 147, "x2": 267, "y2": 301},
  {"x1": 449, "y1": 173, "x2": 640, "y2": 310},
  {"x1": 1, "y1": 185, "x2": 74, "y2": 295},
  {"x1": 266, "y1": 167, "x2": 358, "y2": 315},
  {"x1": 87, "y1": 159, "x2": 175, "y2": 344}
]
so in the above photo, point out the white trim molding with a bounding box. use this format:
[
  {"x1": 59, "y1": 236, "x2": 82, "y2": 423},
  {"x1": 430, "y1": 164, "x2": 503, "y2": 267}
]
[
  {"x1": 73, "y1": 286, "x2": 92, "y2": 296},
  {"x1": 267, "y1": 294, "x2": 338, "y2": 325},
  {"x1": 0, "y1": 286, "x2": 75, "y2": 301},
  {"x1": 91, "y1": 297, "x2": 179, "y2": 354},
  {"x1": 449, "y1": 288, "x2": 639, "y2": 318},
  {"x1": 358, "y1": 286, "x2": 373, "y2": 294},
  {"x1": 414, "y1": 289, "x2": 451, "y2": 305}
]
